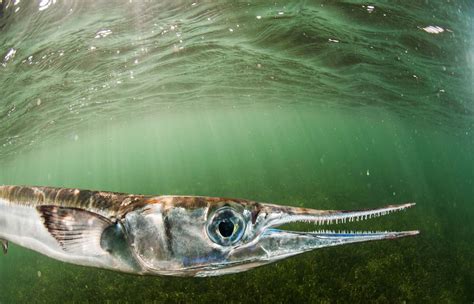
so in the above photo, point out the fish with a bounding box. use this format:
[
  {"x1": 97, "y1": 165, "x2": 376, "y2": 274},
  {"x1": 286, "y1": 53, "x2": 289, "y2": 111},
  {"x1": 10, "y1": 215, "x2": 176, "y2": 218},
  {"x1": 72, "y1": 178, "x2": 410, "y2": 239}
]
[{"x1": 0, "y1": 185, "x2": 418, "y2": 277}]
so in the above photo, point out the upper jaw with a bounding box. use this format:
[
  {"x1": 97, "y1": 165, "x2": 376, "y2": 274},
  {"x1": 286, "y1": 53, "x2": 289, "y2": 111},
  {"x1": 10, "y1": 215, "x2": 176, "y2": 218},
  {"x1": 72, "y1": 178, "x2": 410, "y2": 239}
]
[
  {"x1": 258, "y1": 202, "x2": 417, "y2": 227},
  {"x1": 239, "y1": 202, "x2": 418, "y2": 262}
]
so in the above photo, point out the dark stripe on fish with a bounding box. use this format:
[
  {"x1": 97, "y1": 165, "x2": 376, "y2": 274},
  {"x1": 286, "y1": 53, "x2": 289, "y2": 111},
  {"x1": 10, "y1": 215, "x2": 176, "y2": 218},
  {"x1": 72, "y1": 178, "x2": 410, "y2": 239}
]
[{"x1": 163, "y1": 215, "x2": 174, "y2": 255}]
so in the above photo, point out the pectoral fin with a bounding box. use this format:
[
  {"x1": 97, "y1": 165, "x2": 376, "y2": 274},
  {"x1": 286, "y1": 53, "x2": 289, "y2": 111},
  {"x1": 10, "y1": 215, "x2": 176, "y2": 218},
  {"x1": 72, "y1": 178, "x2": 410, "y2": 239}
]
[
  {"x1": 37, "y1": 206, "x2": 113, "y2": 256},
  {"x1": 1, "y1": 239, "x2": 8, "y2": 254}
]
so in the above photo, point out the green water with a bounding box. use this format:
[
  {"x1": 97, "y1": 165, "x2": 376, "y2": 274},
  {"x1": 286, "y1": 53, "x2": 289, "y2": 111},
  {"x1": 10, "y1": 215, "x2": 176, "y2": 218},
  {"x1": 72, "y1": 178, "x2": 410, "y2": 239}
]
[{"x1": 1, "y1": 0, "x2": 473, "y2": 302}]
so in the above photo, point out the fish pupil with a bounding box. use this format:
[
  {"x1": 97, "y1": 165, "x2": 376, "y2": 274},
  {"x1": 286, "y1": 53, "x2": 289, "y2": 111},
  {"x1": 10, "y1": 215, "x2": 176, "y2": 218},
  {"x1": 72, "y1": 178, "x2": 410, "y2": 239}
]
[{"x1": 218, "y1": 220, "x2": 234, "y2": 237}]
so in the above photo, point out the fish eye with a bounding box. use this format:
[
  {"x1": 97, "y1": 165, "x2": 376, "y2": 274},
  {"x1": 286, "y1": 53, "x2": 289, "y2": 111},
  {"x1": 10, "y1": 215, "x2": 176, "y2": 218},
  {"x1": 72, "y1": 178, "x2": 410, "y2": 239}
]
[{"x1": 207, "y1": 207, "x2": 246, "y2": 246}]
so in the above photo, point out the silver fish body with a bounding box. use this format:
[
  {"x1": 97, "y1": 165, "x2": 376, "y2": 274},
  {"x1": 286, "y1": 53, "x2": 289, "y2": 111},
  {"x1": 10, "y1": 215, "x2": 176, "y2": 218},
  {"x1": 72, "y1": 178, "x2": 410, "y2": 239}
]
[{"x1": 0, "y1": 185, "x2": 418, "y2": 277}]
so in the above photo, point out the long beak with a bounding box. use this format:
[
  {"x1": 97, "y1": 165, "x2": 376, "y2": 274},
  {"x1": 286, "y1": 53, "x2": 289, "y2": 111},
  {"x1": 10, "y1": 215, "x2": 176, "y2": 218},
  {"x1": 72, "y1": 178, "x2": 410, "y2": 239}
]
[{"x1": 236, "y1": 203, "x2": 418, "y2": 263}]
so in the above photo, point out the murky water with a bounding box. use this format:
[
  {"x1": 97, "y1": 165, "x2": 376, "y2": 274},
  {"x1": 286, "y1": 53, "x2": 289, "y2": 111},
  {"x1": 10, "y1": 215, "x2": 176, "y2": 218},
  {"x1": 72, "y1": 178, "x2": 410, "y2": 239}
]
[{"x1": 0, "y1": 0, "x2": 473, "y2": 302}]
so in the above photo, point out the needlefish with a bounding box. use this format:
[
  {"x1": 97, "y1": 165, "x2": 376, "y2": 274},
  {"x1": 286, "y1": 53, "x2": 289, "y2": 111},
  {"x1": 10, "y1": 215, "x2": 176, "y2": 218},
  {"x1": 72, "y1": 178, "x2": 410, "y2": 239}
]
[{"x1": 0, "y1": 185, "x2": 418, "y2": 277}]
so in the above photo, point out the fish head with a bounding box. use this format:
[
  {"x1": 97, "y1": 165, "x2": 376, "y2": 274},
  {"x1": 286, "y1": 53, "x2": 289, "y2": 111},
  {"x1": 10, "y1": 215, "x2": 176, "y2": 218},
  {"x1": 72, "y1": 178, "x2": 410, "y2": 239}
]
[{"x1": 122, "y1": 196, "x2": 418, "y2": 277}]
